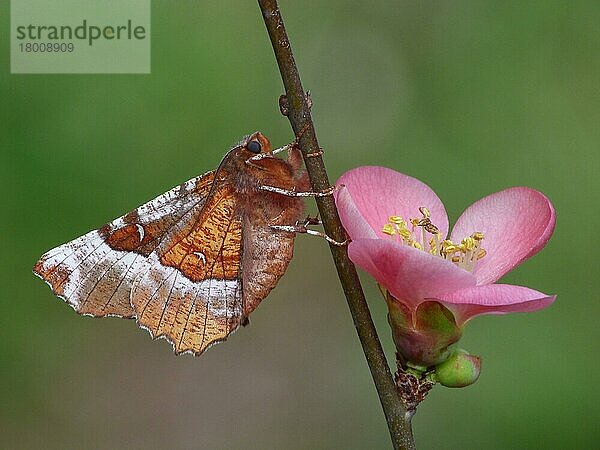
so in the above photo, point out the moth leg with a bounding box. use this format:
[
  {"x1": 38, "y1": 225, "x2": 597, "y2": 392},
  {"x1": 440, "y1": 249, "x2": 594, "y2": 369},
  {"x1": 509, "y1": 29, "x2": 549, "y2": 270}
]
[
  {"x1": 300, "y1": 214, "x2": 321, "y2": 227},
  {"x1": 271, "y1": 225, "x2": 348, "y2": 246},
  {"x1": 259, "y1": 184, "x2": 337, "y2": 198}
]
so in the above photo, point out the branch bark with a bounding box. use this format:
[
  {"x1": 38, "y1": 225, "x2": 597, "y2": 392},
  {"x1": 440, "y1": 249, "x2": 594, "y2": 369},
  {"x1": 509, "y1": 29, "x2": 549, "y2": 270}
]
[{"x1": 257, "y1": 1, "x2": 415, "y2": 448}]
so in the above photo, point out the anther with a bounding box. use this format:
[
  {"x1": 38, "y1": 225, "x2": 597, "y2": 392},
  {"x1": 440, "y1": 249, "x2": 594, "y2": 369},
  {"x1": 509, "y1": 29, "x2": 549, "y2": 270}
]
[
  {"x1": 389, "y1": 216, "x2": 405, "y2": 226},
  {"x1": 462, "y1": 237, "x2": 476, "y2": 251},
  {"x1": 382, "y1": 224, "x2": 396, "y2": 235},
  {"x1": 381, "y1": 210, "x2": 487, "y2": 273}
]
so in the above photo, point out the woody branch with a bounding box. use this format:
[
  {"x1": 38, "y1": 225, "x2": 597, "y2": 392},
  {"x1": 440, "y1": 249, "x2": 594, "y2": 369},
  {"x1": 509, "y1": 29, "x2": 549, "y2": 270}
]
[{"x1": 256, "y1": 1, "x2": 415, "y2": 449}]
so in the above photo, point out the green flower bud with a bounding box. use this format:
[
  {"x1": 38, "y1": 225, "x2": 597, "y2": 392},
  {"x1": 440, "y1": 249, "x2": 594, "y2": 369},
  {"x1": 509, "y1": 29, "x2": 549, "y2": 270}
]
[{"x1": 433, "y1": 349, "x2": 481, "y2": 388}]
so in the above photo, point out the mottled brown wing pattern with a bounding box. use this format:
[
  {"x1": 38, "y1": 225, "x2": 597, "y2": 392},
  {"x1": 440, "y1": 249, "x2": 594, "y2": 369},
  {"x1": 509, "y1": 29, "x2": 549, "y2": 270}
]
[
  {"x1": 34, "y1": 131, "x2": 309, "y2": 357},
  {"x1": 33, "y1": 171, "x2": 216, "y2": 317},
  {"x1": 130, "y1": 183, "x2": 245, "y2": 355}
]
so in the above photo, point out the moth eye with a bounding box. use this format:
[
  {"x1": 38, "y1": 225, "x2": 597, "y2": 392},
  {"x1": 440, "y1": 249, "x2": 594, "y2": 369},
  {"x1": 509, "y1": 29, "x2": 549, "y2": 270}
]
[{"x1": 247, "y1": 140, "x2": 262, "y2": 153}]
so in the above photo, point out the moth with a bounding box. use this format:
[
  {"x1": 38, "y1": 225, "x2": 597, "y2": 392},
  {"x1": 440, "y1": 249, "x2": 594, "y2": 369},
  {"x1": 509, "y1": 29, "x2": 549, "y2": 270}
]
[{"x1": 34, "y1": 132, "x2": 316, "y2": 355}]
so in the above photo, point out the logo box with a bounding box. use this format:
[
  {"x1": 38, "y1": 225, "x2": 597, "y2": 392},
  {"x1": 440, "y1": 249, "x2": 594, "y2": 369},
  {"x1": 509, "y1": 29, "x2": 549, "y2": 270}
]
[{"x1": 11, "y1": 0, "x2": 151, "y2": 74}]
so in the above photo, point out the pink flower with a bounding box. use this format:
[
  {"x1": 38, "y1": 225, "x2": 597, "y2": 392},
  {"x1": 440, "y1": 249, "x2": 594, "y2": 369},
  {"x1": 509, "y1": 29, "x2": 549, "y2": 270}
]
[{"x1": 334, "y1": 166, "x2": 556, "y2": 327}]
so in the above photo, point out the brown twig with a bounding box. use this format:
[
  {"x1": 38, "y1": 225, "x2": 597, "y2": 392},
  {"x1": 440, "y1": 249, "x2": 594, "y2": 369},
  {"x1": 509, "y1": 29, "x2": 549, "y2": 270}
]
[{"x1": 257, "y1": 1, "x2": 415, "y2": 448}]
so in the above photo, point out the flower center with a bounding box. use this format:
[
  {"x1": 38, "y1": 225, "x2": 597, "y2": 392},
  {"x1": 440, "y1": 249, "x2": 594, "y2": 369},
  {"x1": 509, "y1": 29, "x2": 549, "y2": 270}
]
[{"x1": 382, "y1": 207, "x2": 486, "y2": 272}]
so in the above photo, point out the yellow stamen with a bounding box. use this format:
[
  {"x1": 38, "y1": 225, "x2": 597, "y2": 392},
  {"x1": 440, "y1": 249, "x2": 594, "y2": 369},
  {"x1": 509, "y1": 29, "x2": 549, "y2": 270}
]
[
  {"x1": 398, "y1": 228, "x2": 412, "y2": 240},
  {"x1": 440, "y1": 240, "x2": 457, "y2": 255},
  {"x1": 389, "y1": 216, "x2": 405, "y2": 226},
  {"x1": 462, "y1": 236, "x2": 476, "y2": 251},
  {"x1": 382, "y1": 223, "x2": 396, "y2": 235},
  {"x1": 381, "y1": 207, "x2": 487, "y2": 273}
]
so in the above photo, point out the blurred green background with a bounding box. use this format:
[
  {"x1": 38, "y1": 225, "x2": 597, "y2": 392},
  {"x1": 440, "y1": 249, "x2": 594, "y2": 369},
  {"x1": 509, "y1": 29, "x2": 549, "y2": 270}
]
[{"x1": 2, "y1": 1, "x2": 598, "y2": 449}]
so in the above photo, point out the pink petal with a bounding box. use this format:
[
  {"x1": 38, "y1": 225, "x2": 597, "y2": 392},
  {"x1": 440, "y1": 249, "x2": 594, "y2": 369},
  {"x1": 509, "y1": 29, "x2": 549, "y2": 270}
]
[
  {"x1": 336, "y1": 166, "x2": 449, "y2": 240},
  {"x1": 436, "y1": 284, "x2": 556, "y2": 325},
  {"x1": 348, "y1": 238, "x2": 476, "y2": 307},
  {"x1": 450, "y1": 187, "x2": 556, "y2": 285},
  {"x1": 334, "y1": 186, "x2": 377, "y2": 239}
]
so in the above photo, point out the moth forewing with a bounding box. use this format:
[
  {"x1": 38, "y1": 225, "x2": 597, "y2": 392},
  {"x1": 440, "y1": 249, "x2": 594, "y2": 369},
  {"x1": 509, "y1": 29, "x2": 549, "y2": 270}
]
[{"x1": 34, "y1": 131, "x2": 308, "y2": 356}]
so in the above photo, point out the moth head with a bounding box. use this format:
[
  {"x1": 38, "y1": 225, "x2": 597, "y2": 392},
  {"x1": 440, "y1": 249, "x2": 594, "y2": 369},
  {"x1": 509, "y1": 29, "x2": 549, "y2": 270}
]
[
  {"x1": 246, "y1": 139, "x2": 261, "y2": 153},
  {"x1": 242, "y1": 131, "x2": 271, "y2": 155}
]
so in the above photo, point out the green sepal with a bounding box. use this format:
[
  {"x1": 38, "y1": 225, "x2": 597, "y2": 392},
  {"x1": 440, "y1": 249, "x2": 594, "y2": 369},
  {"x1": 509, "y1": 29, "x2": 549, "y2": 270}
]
[{"x1": 383, "y1": 287, "x2": 462, "y2": 367}]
